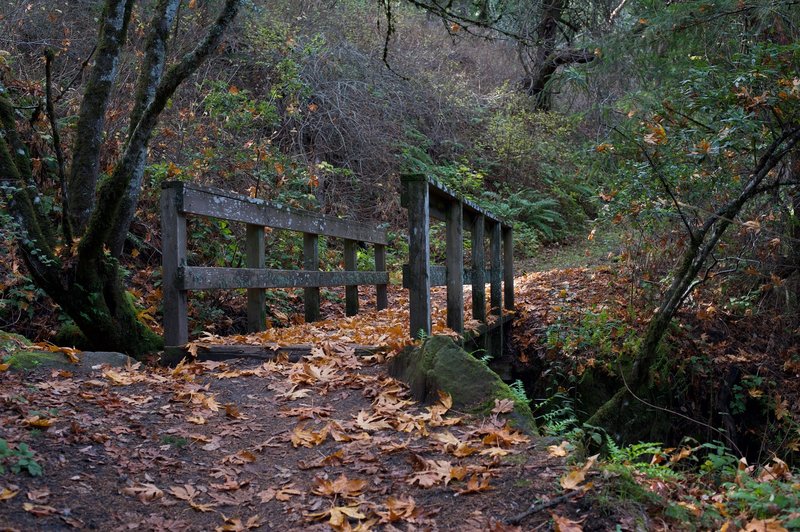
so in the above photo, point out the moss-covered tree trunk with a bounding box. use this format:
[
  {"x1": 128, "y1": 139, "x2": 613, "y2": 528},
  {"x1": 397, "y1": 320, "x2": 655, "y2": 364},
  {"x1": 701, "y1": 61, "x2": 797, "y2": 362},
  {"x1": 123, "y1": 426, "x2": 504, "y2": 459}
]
[
  {"x1": 588, "y1": 126, "x2": 800, "y2": 430},
  {"x1": 0, "y1": 0, "x2": 240, "y2": 358}
]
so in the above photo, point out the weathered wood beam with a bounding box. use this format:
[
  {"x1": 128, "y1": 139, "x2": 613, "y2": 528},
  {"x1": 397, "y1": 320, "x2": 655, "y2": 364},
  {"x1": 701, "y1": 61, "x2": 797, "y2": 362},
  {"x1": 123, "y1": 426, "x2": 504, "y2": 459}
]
[
  {"x1": 405, "y1": 175, "x2": 431, "y2": 338},
  {"x1": 179, "y1": 267, "x2": 388, "y2": 290},
  {"x1": 375, "y1": 244, "x2": 388, "y2": 311},
  {"x1": 303, "y1": 233, "x2": 320, "y2": 323},
  {"x1": 161, "y1": 186, "x2": 188, "y2": 346},
  {"x1": 246, "y1": 224, "x2": 266, "y2": 332},
  {"x1": 401, "y1": 265, "x2": 491, "y2": 288},
  {"x1": 446, "y1": 201, "x2": 464, "y2": 334},
  {"x1": 161, "y1": 343, "x2": 385, "y2": 365},
  {"x1": 165, "y1": 181, "x2": 388, "y2": 245},
  {"x1": 472, "y1": 214, "x2": 486, "y2": 323},
  {"x1": 490, "y1": 221, "x2": 502, "y2": 315},
  {"x1": 503, "y1": 226, "x2": 514, "y2": 310},
  {"x1": 344, "y1": 239, "x2": 359, "y2": 316},
  {"x1": 400, "y1": 174, "x2": 504, "y2": 225}
]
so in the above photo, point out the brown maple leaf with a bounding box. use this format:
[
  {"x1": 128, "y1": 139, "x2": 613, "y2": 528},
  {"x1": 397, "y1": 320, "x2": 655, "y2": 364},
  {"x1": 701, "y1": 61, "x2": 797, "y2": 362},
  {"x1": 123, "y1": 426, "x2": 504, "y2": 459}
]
[
  {"x1": 312, "y1": 474, "x2": 367, "y2": 498},
  {"x1": 454, "y1": 474, "x2": 493, "y2": 495},
  {"x1": 121, "y1": 482, "x2": 164, "y2": 503},
  {"x1": 291, "y1": 423, "x2": 329, "y2": 447}
]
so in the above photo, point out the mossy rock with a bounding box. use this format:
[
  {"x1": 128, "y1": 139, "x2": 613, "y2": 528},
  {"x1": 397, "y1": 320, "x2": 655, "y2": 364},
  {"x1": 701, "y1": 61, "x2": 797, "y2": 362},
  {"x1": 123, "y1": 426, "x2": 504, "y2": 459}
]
[
  {"x1": 0, "y1": 330, "x2": 34, "y2": 354},
  {"x1": 389, "y1": 335, "x2": 537, "y2": 434},
  {"x1": 4, "y1": 350, "x2": 66, "y2": 371},
  {"x1": 1, "y1": 331, "x2": 134, "y2": 373}
]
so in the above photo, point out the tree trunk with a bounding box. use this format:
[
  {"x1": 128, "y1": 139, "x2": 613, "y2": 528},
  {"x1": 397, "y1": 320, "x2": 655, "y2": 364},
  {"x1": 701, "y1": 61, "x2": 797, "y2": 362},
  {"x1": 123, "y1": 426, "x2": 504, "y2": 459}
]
[
  {"x1": 109, "y1": 0, "x2": 181, "y2": 257},
  {"x1": 517, "y1": 0, "x2": 594, "y2": 110},
  {"x1": 588, "y1": 127, "x2": 800, "y2": 430},
  {"x1": 1, "y1": 0, "x2": 241, "y2": 358},
  {"x1": 67, "y1": 0, "x2": 134, "y2": 234}
]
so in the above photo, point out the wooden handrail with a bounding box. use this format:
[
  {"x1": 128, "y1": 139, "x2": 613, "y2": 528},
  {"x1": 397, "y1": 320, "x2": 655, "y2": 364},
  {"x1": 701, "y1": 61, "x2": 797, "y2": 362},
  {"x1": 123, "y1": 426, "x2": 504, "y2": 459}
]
[
  {"x1": 161, "y1": 181, "x2": 388, "y2": 347},
  {"x1": 401, "y1": 173, "x2": 514, "y2": 338}
]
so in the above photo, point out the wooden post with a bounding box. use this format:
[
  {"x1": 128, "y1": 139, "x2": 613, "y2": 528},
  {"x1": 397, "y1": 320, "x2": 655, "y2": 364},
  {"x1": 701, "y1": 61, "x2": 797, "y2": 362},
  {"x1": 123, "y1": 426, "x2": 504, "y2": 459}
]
[
  {"x1": 446, "y1": 201, "x2": 464, "y2": 334},
  {"x1": 375, "y1": 244, "x2": 388, "y2": 311},
  {"x1": 503, "y1": 226, "x2": 514, "y2": 310},
  {"x1": 303, "y1": 233, "x2": 320, "y2": 322},
  {"x1": 344, "y1": 239, "x2": 359, "y2": 316},
  {"x1": 405, "y1": 175, "x2": 431, "y2": 338},
  {"x1": 161, "y1": 184, "x2": 188, "y2": 346},
  {"x1": 471, "y1": 214, "x2": 486, "y2": 323},
  {"x1": 246, "y1": 224, "x2": 266, "y2": 332},
  {"x1": 490, "y1": 221, "x2": 502, "y2": 315}
]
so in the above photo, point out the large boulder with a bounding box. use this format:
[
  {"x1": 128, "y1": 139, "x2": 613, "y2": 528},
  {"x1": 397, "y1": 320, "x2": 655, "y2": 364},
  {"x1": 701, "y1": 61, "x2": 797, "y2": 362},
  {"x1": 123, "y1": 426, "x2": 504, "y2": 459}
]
[{"x1": 389, "y1": 335, "x2": 536, "y2": 433}]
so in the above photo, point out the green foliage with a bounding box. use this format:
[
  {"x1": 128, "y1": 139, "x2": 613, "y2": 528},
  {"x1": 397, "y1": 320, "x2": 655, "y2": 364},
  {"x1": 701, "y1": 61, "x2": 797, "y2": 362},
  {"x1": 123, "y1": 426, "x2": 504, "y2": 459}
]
[
  {"x1": 545, "y1": 306, "x2": 640, "y2": 366},
  {"x1": 160, "y1": 435, "x2": 189, "y2": 449},
  {"x1": 508, "y1": 379, "x2": 529, "y2": 406},
  {"x1": 0, "y1": 438, "x2": 42, "y2": 476},
  {"x1": 533, "y1": 391, "x2": 581, "y2": 438},
  {"x1": 481, "y1": 186, "x2": 565, "y2": 240}
]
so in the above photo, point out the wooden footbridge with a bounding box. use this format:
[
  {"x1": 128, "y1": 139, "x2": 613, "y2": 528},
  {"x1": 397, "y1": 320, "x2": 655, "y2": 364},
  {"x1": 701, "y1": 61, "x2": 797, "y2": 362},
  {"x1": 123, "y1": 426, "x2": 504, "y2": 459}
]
[{"x1": 160, "y1": 174, "x2": 514, "y2": 361}]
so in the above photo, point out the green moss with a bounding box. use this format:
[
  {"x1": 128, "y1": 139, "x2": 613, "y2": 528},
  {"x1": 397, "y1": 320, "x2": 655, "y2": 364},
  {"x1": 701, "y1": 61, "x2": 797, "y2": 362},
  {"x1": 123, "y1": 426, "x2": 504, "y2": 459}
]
[
  {"x1": 5, "y1": 351, "x2": 63, "y2": 371},
  {"x1": 389, "y1": 335, "x2": 537, "y2": 433},
  {"x1": 591, "y1": 463, "x2": 667, "y2": 525},
  {"x1": 53, "y1": 323, "x2": 91, "y2": 350},
  {"x1": 0, "y1": 330, "x2": 33, "y2": 354}
]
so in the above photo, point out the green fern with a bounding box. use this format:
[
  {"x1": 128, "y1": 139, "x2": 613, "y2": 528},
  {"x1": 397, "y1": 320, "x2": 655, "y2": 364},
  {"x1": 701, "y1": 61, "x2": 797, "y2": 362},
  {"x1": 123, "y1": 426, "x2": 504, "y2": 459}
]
[{"x1": 509, "y1": 379, "x2": 530, "y2": 405}]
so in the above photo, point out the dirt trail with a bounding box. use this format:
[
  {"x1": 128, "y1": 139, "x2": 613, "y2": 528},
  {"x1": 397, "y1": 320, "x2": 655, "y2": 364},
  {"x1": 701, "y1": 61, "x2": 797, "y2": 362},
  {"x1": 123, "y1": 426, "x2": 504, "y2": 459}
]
[{"x1": 0, "y1": 341, "x2": 588, "y2": 531}]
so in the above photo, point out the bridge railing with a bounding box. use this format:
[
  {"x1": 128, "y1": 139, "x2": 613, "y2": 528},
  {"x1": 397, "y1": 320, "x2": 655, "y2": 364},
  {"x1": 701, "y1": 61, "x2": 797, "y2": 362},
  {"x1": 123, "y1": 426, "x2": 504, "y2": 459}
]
[
  {"x1": 161, "y1": 181, "x2": 388, "y2": 348},
  {"x1": 401, "y1": 174, "x2": 514, "y2": 339}
]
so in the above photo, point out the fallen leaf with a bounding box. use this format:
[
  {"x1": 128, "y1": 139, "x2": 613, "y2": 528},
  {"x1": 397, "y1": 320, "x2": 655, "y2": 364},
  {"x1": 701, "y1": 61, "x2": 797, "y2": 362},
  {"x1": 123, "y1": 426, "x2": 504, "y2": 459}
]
[
  {"x1": 548, "y1": 441, "x2": 570, "y2": 457},
  {"x1": 308, "y1": 505, "x2": 366, "y2": 527},
  {"x1": 376, "y1": 496, "x2": 417, "y2": 523},
  {"x1": 354, "y1": 411, "x2": 392, "y2": 432},
  {"x1": 122, "y1": 482, "x2": 164, "y2": 503},
  {"x1": 454, "y1": 474, "x2": 493, "y2": 495},
  {"x1": 744, "y1": 519, "x2": 789, "y2": 532},
  {"x1": 551, "y1": 512, "x2": 585, "y2": 532},
  {"x1": 169, "y1": 484, "x2": 199, "y2": 501},
  {"x1": 291, "y1": 423, "x2": 329, "y2": 448},
  {"x1": 22, "y1": 502, "x2": 59, "y2": 516},
  {"x1": 275, "y1": 485, "x2": 303, "y2": 502},
  {"x1": 0, "y1": 487, "x2": 20, "y2": 501},
  {"x1": 225, "y1": 403, "x2": 246, "y2": 419},
  {"x1": 312, "y1": 474, "x2": 367, "y2": 498},
  {"x1": 491, "y1": 398, "x2": 515, "y2": 414}
]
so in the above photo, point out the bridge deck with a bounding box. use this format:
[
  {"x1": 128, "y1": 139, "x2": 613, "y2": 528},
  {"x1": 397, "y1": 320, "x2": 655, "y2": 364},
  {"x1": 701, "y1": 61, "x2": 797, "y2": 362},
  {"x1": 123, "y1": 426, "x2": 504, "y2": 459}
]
[{"x1": 163, "y1": 285, "x2": 513, "y2": 364}]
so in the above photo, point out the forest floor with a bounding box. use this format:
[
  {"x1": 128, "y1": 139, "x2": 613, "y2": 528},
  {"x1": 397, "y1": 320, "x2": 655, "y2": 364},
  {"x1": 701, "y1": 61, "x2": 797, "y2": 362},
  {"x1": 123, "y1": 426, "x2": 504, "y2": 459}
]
[
  {"x1": 2, "y1": 234, "x2": 799, "y2": 530},
  {"x1": 0, "y1": 271, "x2": 659, "y2": 532}
]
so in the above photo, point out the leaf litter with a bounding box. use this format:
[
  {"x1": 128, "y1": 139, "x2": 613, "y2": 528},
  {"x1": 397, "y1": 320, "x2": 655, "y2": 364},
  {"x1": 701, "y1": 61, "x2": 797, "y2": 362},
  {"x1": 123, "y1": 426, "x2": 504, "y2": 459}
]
[{"x1": 0, "y1": 310, "x2": 575, "y2": 531}]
